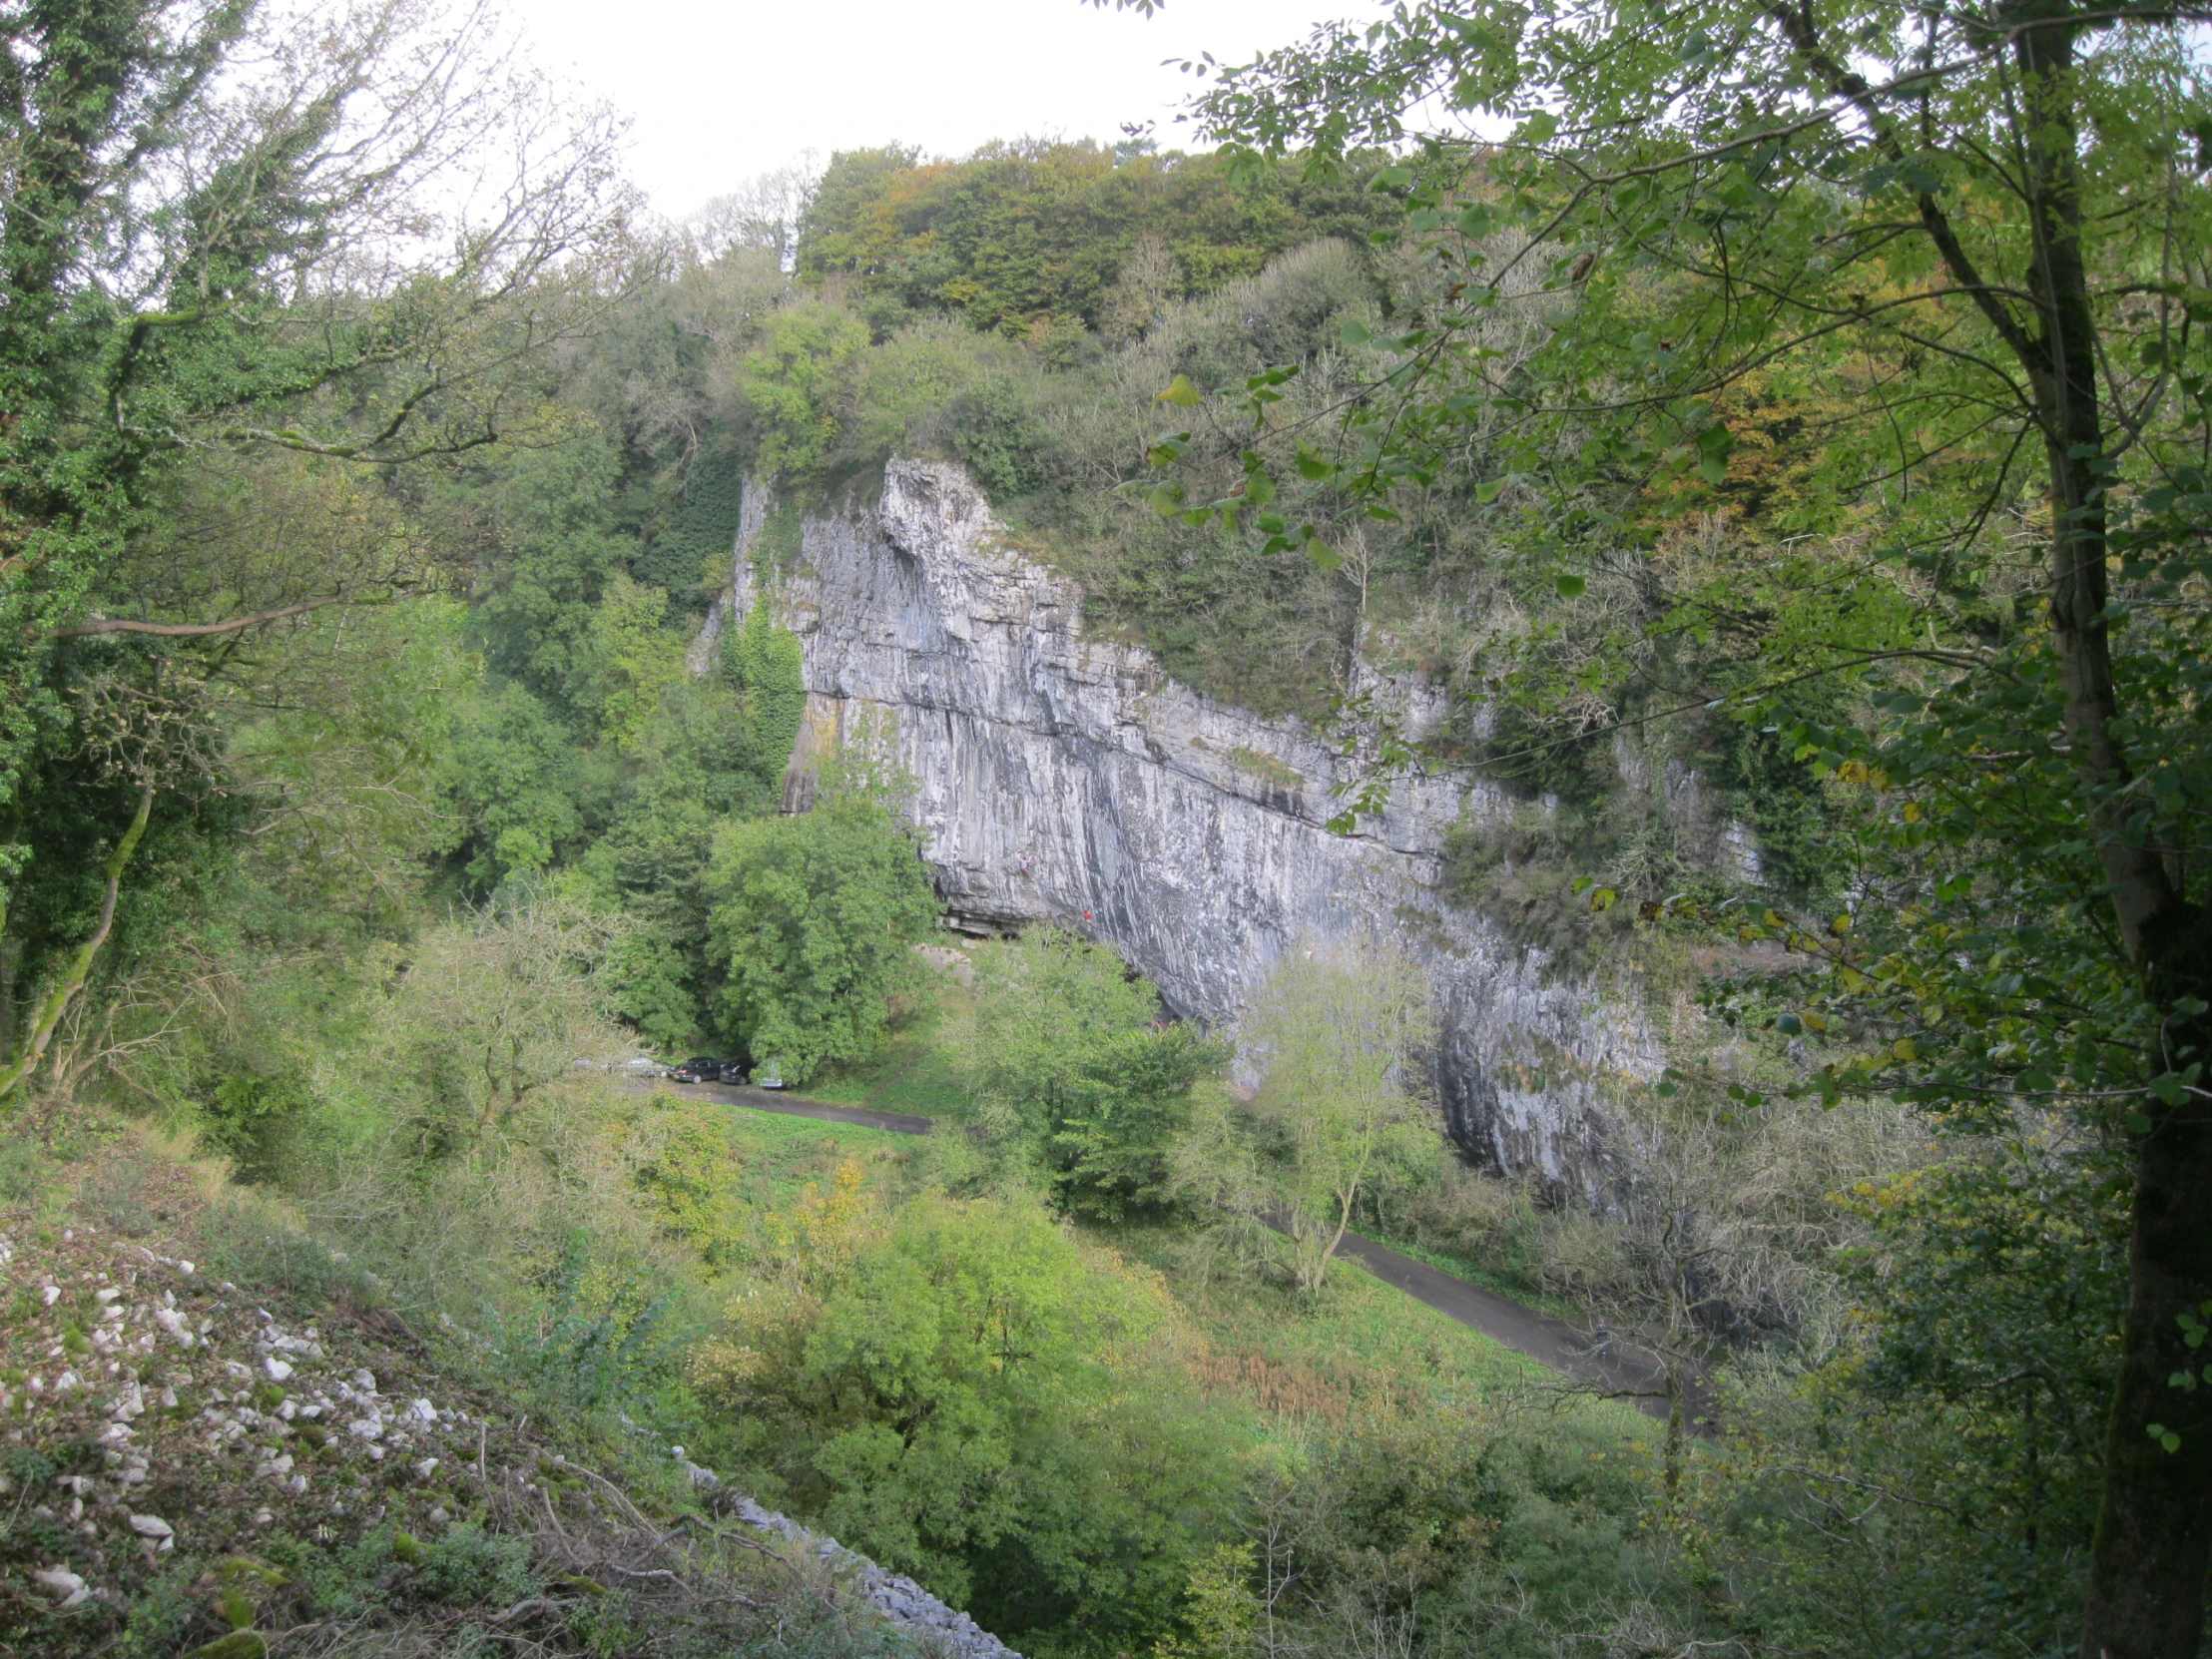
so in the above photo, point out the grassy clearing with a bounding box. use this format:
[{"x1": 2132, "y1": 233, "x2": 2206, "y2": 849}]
[
  {"x1": 802, "y1": 953, "x2": 985, "y2": 1122},
  {"x1": 700, "y1": 1095, "x2": 914, "y2": 1208},
  {"x1": 1087, "y1": 1216, "x2": 1635, "y2": 1428}
]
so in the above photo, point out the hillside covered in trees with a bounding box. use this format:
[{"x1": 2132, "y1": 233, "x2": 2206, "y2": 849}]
[{"x1": 1, "y1": 1, "x2": 2208, "y2": 1658}]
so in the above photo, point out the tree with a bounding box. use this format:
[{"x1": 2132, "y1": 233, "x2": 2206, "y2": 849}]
[
  {"x1": 461, "y1": 430, "x2": 647, "y2": 730},
  {"x1": 1242, "y1": 939, "x2": 1436, "y2": 1294},
  {"x1": 735, "y1": 300, "x2": 869, "y2": 485},
  {"x1": 365, "y1": 898, "x2": 629, "y2": 1157},
  {"x1": 700, "y1": 1193, "x2": 1236, "y2": 1648},
  {"x1": 704, "y1": 791, "x2": 940, "y2": 1082},
  {"x1": 970, "y1": 928, "x2": 1223, "y2": 1218},
  {"x1": 447, "y1": 679, "x2": 592, "y2": 890},
  {"x1": 793, "y1": 140, "x2": 1396, "y2": 335},
  {"x1": 1158, "y1": 2, "x2": 2212, "y2": 1645},
  {"x1": 0, "y1": 0, "x2": 629, "y2": 1111}
]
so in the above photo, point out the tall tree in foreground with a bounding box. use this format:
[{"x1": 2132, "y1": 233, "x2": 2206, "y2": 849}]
[
  {"x1": 0, "y1": 0, "x2": 630, "y2": 1106},
  {"x1": 1123, "y1": 0, "x2": 2212, "y2": 1650}
]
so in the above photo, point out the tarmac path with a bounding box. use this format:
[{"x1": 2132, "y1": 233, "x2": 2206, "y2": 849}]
[{"x1": 654, "y1": 1078, "x2": 1675, "y2": 1417}]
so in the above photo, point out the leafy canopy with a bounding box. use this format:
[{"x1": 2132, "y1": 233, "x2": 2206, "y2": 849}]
[
  {"x1": 705, "y1": 1193, "x2": 1235, "y2": 1646},
  {"x1": 969, "y1": 928, "x2": 1223, "y2": 1218},
  {"x1": 705, "y1": 791, "x2": 940, "y2": 1081},
  {"x1": 1162, "y1": 0, "x2": 2212, "y2": 1645}
]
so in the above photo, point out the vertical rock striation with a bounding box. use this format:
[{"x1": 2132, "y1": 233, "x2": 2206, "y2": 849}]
[{"x1": 729, "y1": 458, "x2": 1664, "y2": 1196}]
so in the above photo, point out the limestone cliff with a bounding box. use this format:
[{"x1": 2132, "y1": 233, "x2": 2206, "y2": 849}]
[{"x1": 717, "y1": 459, "x2": 1666, "y2": 1195}]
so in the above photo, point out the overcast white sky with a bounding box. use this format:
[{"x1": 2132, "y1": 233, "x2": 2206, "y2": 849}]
[{"x1": 512, "y1": 0, "x2": 1371, "y2": 221}]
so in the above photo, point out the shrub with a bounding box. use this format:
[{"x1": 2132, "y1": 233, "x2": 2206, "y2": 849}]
[{"x1": 706, "y1": 1194, "x2": 1237, "y2": 1651}]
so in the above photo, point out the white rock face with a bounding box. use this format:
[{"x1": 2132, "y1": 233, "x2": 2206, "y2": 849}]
[{"x1": 732, "y1": 459, "x2": 1665, "y2": 1195}]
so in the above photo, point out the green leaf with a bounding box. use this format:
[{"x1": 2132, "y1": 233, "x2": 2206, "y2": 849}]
[
  {"x1": 1295, "y1": 443, "x2": 1335, "y2": 481},
  {"x1": 1696, "y1": 421, "x2": 1736, "y2": 484},
  {"x1": 1157, "y1": 374, "x2": 1203, "y2": 407},
  {"x1": 1306, "y1": 541, "x2": 1343, "y2": 570},
  {"x1": 182, "y1": 1635, "x2": 268, "y2": 1659},
  {"x1": 1555, "y1": 572, "x2": 1586, "y2": 598}
]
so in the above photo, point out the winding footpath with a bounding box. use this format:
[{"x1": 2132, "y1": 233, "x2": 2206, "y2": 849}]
[{"x1": 661, "y1": 1079, "x2": 1677, "y2": 1417}]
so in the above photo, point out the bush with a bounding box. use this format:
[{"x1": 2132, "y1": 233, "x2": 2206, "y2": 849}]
[
  {"x1": 706, "y1": 1194, "x2": 1238, "y2": 1651},
  {"x1": 844, "y1": 316, "x2": 1023, "y2": 472}
]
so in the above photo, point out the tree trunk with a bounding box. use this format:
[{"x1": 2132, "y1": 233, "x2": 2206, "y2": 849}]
[
  {"x1": 1663, "y1": 1362, "x2": 1685, "y2": 1506},
  {"x1": 2001, "y1": 13, "x2": 2212, "y2": 1655},
  {"x1": 0, "y1": 780, "x2": 155, "y2": 1107},
  {"x1": 2086, "y1": 1090, "x2": 2212, "y2": 1659}
]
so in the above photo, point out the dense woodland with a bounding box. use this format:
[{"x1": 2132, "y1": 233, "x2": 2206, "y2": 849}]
[{"x1": 0, "y1": 2, "x2": 2208, "y2": 1657}]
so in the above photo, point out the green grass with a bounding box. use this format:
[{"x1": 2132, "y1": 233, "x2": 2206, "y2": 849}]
[
  {"x1": 1084, "y1": 1216, "x2": 1649, "y2": 1438},
  {"x1": 804, "y1": 958, "x2": 983, "y2": 1121},
  {"x1": 715, "y1": 1104, "x2": 914, "y2": 1208},
  {"x1": 811, "y1": 1038, "x2": 975, "y2": 1120}
]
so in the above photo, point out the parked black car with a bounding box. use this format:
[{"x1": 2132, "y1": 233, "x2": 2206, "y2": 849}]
[
  {"x1": 671, "y1": 1056, "x2": 720, "y2": 1085},
  {"x1": 716, "y1": 1060, "x2": 749, "y2": 1085}
]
